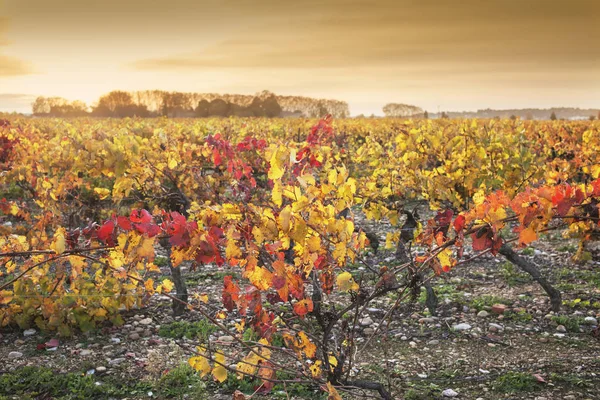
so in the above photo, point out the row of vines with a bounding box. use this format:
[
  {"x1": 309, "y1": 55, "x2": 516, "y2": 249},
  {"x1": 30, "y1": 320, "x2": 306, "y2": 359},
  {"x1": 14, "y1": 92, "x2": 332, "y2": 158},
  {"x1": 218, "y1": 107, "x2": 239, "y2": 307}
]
[{"x1": 0, "y1": 116, "x2": 599, "y2": 398}]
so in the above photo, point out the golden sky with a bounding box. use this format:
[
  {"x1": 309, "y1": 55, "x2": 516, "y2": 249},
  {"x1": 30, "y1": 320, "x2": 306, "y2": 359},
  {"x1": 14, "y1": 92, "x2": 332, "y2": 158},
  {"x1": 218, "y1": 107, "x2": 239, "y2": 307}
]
[{"x1": 1, "y1": 0, "x2": 599, "y2": 115}]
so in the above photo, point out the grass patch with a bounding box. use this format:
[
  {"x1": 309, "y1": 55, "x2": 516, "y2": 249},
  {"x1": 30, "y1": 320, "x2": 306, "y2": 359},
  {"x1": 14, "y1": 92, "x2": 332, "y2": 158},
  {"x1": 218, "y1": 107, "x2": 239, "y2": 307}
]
[
  {"x1": 521, "y1": 247, "x2": 535, "y2": 256},
  {"x1": 551, "y1": 315, "x2": 584, "y2": 332},
  {"x1": 0, "y1": 366, "x2": 153, "y2": 400},
  {"x1": 158, "y1": 320, "x2": 218, "y2": 341},
  {"x1": 470, "y1": 295, "x2": 511, "y2": 311},
  {"x1": 493, "y1": 371, "x2": 541, "y2": 393},
  {"x1": 500, "y1": 261, "x2": 530, "y2": 286},
  {"x1": 157, "y1": 363, "x2": 207, "y2": 399},
  {"x1": 504, "y1": 309, "x2": 533, "y2": 323}
]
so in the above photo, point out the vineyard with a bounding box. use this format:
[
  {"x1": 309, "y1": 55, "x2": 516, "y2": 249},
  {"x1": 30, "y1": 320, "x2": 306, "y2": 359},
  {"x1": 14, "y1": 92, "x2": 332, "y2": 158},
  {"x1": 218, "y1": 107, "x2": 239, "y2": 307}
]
[{"x1": 0, "y1": 116, "x2": 599, "y2": 399}]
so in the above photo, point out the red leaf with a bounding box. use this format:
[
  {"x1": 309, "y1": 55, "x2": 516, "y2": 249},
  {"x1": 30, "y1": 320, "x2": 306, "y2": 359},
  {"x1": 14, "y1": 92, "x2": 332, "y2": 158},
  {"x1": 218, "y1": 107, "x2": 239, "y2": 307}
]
[
  {"x1": 453, "y1": 215, "x2": 466, "y2": 232},
  {"x1": 130, "y1": 209, "x2": 152, "y2": 224},
  {"x1": 97, "y1": 220, "x2": 115, "y2": 244},
  {"x1": 116, "y1": 216, "x2": 132, "y2": 231},
  {"x1": 213, "y1": 148, "x2": 222, "y2": 166},
  {"x1": 223, "y1": 276, "x2": 240, "y2": 312},
  {"x1": 471, "y1": 226, "x2": 493, "y2": 251}
]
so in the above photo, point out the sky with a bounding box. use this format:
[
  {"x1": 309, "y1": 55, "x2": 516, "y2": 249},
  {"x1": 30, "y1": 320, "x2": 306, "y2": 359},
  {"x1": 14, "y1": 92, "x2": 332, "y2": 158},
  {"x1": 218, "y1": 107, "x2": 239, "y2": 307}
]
[{"x1": 0, "y1": 0, "x2": 599, "y2": 115}]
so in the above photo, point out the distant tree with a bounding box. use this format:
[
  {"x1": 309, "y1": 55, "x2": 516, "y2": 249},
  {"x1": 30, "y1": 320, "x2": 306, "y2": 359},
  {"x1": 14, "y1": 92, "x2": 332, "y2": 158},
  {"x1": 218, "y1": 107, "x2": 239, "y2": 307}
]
[
  {"x1": 208, "y1": 99, "x2": 230, "y2": 117},
  {"x1": 550, "y1": 112, "x2": 557, "y2": 120},
  {"x1": 195, "y1": 100, "x2": 210, "y2": 117},
  {"x1": 590, "y1": 115, "x2": 596, "y2": 121},
  {"x1": 260, "y1": 95, "x2": 282, "y2": 118},
  {"x1": 382, "y1": 103, "x2": 424, "y2": 118},
  {"x1": 441, "y1": 112, "x2": 449, "y2": 119},
  {"x1": 32, "y1": 96, "x2": 88, "y2": 117},
  {"x1": 423, "y1": 110, "x2": 428, "y2": 119},
  {"x1": 93, "y1": 91, "x2": 148, "y2": 117},
  {"x1": 510, "y1": 115, "x2": 517, "y2": 120},
  {"x1": 32, "y1": 97, "x2": 51, "y2": 115}
]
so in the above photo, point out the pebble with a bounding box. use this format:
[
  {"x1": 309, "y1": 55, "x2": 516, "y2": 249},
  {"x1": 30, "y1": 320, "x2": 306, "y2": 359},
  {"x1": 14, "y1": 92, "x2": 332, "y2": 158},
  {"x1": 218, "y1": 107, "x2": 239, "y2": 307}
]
[
  {"x1": 359, "y1": 317, "x2": 374, "y2": 326},
  {"x1": 80, "y1": 349, "x2": 93, "y2": 356},
  {"x1": 556, "y1": 325, "x2": 567, "y2": 333},
  {"x1": 442, "y1": 388, "x2": 458, "y2": 397},
  {"x1": 128, "y1": 333, "x2": 140, "y2": 340},
  {"x1": 418, "y1": 317, "x2": 435, "y2": 324},
  {"x1": 218, "y1": 335, "x2": 235, "y2": 343},
  {"x1": 489, "y1": 323, "x2": 504, "y2": 332},
  {"x1": 23, "y1": 329, "x2": 37, "y2": 337},
  {"x1": 96, "y1": 366, "x2": 107, "y2": 373},
  {"x1": 477, "y1": 310, "x2": 490, "y2": 318},
  {"x1": 491, "y1": 304, "x2": 507, "y2": 314},
  {"x1": 452, "y1": 323, "x2": 472, "y2": 331},
  {"x1": 110, "y1": 337, "x2": 121, "y2": 344},
  {"x1": 584, "y1": 317, "x2": 597, "y2": 325},
  {"x1": 363, "y1": 328, "x2": 375, "y2": 335},
  {"x1": 139, "y1": 318, "x2": 153, "y2": 325},
  {"x1": 109, "y1": 357, "x2": 126, "y2": 366},
  {"x1": 8, "y1": 351, "x2": 23, "y2": 359},
  {"x1": 427, "y1": 339, "x2": 439, "y2": 345}
]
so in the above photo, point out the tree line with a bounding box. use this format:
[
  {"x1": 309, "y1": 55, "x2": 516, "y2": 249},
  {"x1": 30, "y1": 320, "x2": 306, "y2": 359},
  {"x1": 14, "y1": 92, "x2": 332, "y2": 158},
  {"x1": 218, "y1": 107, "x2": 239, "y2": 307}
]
[{"x1": 31, "y1": 90, "x2": 350, "y2": 119}]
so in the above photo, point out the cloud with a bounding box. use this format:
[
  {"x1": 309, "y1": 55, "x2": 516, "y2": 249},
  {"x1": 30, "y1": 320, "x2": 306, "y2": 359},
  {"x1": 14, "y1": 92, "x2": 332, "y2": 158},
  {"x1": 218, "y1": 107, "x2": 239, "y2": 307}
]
[
  {"x1": 129, "y1": 0, "x2": 600, "y2": 75},
  {"x1": 0, "y1": 93, "x2": 36, "y2": 112},
  {"x1": 0, "y1": 18, "x2": 33, "y2": 77}
]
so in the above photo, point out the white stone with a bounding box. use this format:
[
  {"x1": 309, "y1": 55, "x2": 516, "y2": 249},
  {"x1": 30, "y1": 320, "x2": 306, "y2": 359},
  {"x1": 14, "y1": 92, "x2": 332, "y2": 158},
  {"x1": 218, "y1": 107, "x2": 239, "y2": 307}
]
[
  {"x1": 23, "y1": 329, "x2": 37, "y2": 337},
  {"x1": 452, "y1": 323, "x2": 472, "y2": 331},
  {"x1": 8, "y1": 351, "x2": 23, "y2": 359},
  {"x1": 442, "y1": 388, "x2": 458, "y2": 397}
]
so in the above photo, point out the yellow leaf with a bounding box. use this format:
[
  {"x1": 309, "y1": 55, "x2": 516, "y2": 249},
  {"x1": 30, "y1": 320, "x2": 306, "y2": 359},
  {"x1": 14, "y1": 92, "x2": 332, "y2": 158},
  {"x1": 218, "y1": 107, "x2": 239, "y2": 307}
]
[
  {"x1": 268, "y1": 146, "x2": 286, "y2": 180},
  {"x1": 212, "y1": 352, "x2": 228, "y2": 383},
  {"x1": 160, "y1": 279, "x2": 174, "y2": 293},
  {"x1": 279, "y1": 206, "x2": 292, "y2": 233},
  {"x1": 137, "y1": 237, "x2": 155, "y2": 259},
  {"x1": 473, "y1": 189, "x2": 485, "y2": 206},
  {"x1": 168, "y1": 157, "x2": 177, "y2": 169},
  {"x1": 336, "y1": 271, "x2": 359, "y2": 292},
  {"x1": 326, "y1": 382, "x2": 342, "y2": 400},
  {"x1": 436, "y1": 248, "x2": 455, "y2": 271},
  {"x1": 307, "y1": 235, "x2": 321, "y2": 252},
  {"x1": 272, "y1": 180, "x2": 283, "y2": 207},
  {"x1": 51, "y1": 227, "x2": 67, "y2": 254},
  {"x1": 0, "y1": 290, "x2": 13, "y2": 305},
  {"x1": 199, "y1": 293, "x2": 209, "y2": 304},
  {"x1": 310, "y1": 360, "x2": 322, "y2": 377},
  {"x1": 144, "y1": 278, "x2": 155, "y2": 294},
  {"x1": 189, "y1": 355, "x2": 211, "y2": 377},
  {"x1": 94, "y1": 187, "x2": 111, "y2": 200}
]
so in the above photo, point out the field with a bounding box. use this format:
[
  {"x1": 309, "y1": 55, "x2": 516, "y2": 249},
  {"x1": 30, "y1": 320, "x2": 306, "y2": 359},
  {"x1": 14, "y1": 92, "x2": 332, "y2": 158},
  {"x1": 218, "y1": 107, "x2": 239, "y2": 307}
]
[{"x1": 0, "y1": 116, "x2": 599, "y2": 399}]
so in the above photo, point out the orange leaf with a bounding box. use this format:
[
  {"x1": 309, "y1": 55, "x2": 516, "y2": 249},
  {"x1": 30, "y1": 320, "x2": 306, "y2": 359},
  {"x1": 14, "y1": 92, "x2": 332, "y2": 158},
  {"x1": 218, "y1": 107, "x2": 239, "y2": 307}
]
[{"x1": 519, "y1": 227, "x2": 537, "y2": 246}]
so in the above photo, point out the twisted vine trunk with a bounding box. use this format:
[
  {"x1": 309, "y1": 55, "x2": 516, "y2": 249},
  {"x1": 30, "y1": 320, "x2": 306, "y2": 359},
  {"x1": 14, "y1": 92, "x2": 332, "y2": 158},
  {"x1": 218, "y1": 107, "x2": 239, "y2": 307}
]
[
  {"x1": 161, "y1": 238, "x2": 188, "y2": 316},
  {"x1": 396, "y1": 240, "x2": 438, "y2": 315},
  {"x1": 499, "y1": 244, "x2": 561, "y2": 312}
]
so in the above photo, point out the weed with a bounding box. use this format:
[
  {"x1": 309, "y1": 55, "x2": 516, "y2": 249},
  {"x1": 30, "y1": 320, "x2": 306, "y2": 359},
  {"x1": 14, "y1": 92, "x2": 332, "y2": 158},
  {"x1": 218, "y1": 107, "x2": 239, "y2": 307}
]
[
  {"x1": 493, "y1": 371, "x2": 540, "y2": 393},
  {"x1": 157, "y1": 363, "x2": 207, "y2": 399},
  {"x1": 521, "y1": 247, "x2": 535, "y2": 256},
  {"x1": 0, "y1": 366, "x2": 152, "y2": 400},
  {"x1": 471, "y1": 295, "x2": 511, "y2": 311},
  {"x1": 551, "y1": 315, "x2": 584, "y2": 332}
]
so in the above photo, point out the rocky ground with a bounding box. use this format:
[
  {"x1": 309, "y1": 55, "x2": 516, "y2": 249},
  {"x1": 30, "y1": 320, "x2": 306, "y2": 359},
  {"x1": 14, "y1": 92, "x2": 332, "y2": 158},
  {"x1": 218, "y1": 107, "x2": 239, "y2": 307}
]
[{"x1": 1, "y1": 226, "x2": 600, "y2": 399}]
